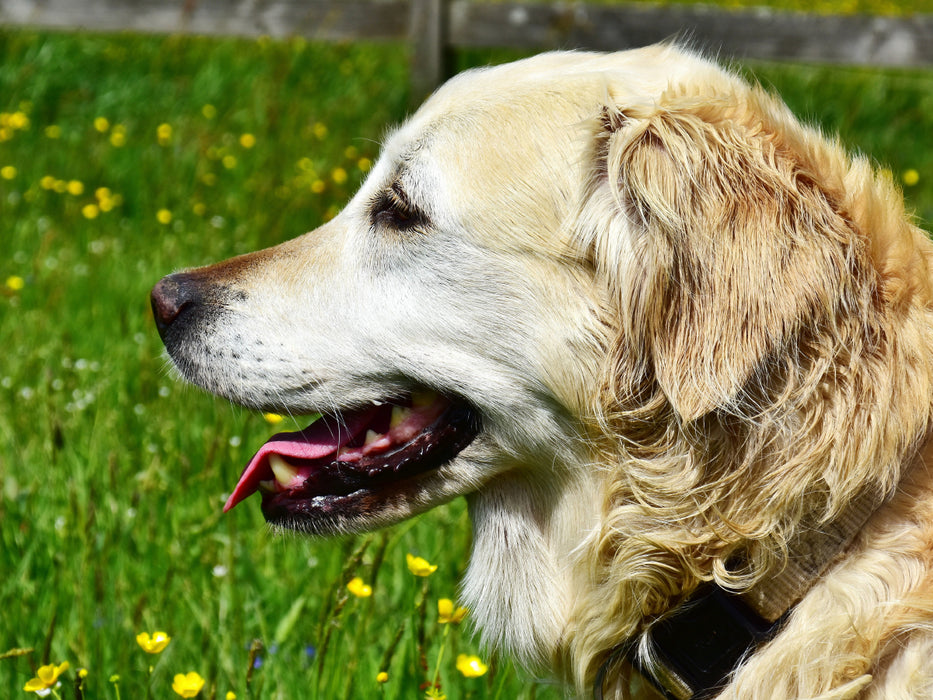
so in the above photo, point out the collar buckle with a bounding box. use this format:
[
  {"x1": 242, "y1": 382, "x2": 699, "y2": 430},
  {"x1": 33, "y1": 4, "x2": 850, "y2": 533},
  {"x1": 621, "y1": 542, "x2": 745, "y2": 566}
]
[{"x1": 629, "y1": 584, "x2": 778, "y2": 700}]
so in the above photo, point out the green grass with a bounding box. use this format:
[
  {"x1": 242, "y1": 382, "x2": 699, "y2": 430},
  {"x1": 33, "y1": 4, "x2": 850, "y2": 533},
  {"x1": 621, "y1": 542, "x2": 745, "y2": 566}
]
[
  {"x1": 0, "y1": 30, "x2": 549, "y2": 700},
  {"x1": 1, "y1": 29, "x2": 932, "y2": 700}
]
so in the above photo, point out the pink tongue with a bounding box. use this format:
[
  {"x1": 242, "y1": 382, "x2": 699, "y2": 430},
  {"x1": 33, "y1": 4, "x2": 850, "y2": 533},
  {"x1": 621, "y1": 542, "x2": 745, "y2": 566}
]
[{"x1": 223, "y1": 407, "x2": 378, "y2": 513}]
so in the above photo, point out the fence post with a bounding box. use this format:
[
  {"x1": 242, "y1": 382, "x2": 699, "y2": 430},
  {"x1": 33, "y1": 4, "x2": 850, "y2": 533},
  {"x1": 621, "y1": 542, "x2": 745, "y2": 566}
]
[{"x1": 409, "y1": 0, "x2": 450, "y2": 109}]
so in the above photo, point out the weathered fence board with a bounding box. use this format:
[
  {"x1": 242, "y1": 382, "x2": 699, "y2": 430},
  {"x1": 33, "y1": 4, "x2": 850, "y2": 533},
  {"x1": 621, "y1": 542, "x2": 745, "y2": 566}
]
[
  {"x1": 449, "y1": 2, "x2": 933, "y2": 67},
  {"x1": 411, "y1": 0, "x2": 452, "y2": 106},
  {"x1": 0, "y1": 0, "x2": 410, "y2": 41}
]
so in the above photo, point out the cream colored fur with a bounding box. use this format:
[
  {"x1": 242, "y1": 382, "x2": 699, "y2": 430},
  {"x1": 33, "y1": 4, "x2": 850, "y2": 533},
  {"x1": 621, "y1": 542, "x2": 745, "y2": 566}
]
[{"x1": 156, "y1": 45, "x2": 933, "y2": 698}]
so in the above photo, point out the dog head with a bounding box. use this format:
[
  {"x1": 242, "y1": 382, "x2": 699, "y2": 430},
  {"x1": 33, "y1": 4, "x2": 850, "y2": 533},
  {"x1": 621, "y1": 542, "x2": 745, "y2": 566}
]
[
  {"x1": 152, "y1": 45, "x2": 933, "y2": 687},
  {"x1": 152, "y1": 48, "x2": 715, "y2": 535}
]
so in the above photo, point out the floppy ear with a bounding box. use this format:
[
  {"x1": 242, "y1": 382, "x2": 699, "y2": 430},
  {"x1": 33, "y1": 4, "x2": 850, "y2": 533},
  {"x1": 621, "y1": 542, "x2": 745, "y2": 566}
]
[{"x1": 599, "y1": 91, "x2": 859, "y2": 421}]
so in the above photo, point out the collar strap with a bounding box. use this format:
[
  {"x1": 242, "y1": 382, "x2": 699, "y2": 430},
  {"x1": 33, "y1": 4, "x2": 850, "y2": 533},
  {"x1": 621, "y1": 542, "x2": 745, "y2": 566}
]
[
  {"x1": 740, "y1": 491, "x2": 879, "y2": 622},
  {"x1": 601, "y1": 490, "x2": 882, "y2": 699}
]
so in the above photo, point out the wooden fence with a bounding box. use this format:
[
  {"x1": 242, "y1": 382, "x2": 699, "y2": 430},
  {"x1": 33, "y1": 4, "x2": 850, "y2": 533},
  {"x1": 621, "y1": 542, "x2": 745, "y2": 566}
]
[{"x1": 2, "y1": 0, "x2": 932, "y2": 103}]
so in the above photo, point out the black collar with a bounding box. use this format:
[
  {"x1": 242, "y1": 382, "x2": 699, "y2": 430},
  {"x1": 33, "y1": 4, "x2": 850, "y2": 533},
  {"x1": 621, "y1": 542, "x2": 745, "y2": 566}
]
[
  {"x1": 594, "y1": 490, "x2": 883, "y2": 699},
  {"x1": 627, "y1": 584, "x2": 779, "y2": 700}
]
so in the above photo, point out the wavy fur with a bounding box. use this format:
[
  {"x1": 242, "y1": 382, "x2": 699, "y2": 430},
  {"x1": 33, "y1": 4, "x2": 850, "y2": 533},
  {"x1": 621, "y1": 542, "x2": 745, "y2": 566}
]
[{"x1": 568, "y1": 68, "x2": 933, "y2": 696}]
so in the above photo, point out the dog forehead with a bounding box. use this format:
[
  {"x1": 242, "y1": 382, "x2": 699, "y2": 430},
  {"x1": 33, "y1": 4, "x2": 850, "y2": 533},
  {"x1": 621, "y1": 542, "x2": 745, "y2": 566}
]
[
  {"x1": 376, "y1": 58, "x2": 604, "y2": 220},
  {"x1": 362, "y1": 46, "x2": 728, "y2": 247},
  {"x1": 383, "y1": 46, "x2": 723, "y2": 187}
]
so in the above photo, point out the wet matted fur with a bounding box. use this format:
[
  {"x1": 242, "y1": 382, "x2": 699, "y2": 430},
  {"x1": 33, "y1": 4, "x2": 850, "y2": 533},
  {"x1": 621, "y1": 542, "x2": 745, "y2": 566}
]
[{"x1": 153, "y1": 46, "x2": 933, "y2": 698}]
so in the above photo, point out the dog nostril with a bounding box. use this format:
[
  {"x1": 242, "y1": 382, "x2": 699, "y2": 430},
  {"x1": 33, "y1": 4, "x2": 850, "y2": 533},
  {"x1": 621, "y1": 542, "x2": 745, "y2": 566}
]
[{"x1": 151, "y1": 273, "x2": 201, "y2": 336}]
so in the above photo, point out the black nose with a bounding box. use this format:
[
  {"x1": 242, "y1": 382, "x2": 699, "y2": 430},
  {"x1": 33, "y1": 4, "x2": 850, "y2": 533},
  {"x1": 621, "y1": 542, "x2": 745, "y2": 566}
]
[{"x1": 150, "y1": 272, "x2": 203, "y2": 339}]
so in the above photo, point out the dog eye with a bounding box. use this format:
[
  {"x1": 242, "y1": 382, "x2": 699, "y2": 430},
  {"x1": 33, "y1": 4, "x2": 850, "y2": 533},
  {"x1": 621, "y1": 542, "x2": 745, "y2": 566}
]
[{"x1": 371, "y1": 184, "x2": 427, "y2": 232}]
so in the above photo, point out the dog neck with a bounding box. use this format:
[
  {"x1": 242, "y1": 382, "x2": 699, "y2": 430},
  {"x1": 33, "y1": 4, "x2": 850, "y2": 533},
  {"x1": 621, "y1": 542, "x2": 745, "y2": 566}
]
[
  {"x1": 463, "y1": 465, "x2": 600, "y2": 670},
  {"x1": 615, "y1": 489, "x2": 882, "y2": 700},
  {"x1": 615, "y1": 435, "x2": 933, "y2": 700}
]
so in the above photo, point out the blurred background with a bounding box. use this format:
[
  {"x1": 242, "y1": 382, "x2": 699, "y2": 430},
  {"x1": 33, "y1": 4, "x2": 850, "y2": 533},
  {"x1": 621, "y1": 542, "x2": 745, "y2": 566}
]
[{"x1": 2, "y1": 0, "x2": 932, "y2": 698}]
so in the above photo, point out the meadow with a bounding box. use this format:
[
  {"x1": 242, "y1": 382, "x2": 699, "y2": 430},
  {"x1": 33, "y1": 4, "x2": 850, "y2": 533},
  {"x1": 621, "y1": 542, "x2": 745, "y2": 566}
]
[{"x1": 1, "y1": 26, "x2": 933, "y2": 700}]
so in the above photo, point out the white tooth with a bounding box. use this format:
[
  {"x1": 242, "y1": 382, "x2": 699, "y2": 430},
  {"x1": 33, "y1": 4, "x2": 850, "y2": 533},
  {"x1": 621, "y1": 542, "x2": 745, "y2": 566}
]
[
  {"x1": 390, "y1": 405, "x2": 411, "y2": 429},
  {"x1": 364, "y1": 429, "x2": 383, "y2": 445},
  {"x1": 370, "y1": 399, "x2": 385, "y2": 406},
  {"x1": 269, "y1": 454, "x2": 299, "y2": 487}
]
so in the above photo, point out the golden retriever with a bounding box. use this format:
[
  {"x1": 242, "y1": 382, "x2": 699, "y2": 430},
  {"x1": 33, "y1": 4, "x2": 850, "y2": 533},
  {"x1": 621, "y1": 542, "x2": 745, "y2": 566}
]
[{"x1": 151, "y1": 45, "x2": 933, "y2": 698}]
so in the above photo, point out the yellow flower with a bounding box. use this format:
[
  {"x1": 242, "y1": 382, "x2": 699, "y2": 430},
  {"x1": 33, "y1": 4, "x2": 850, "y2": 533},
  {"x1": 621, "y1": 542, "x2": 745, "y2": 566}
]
[
  {"x1": 8, "y1": 111, "x2": 29, "y2": 130},
  {"x1": 406, "y1": 553, "x2": 437, "y2": 577},
  {"x1": 263, "y1": 412, "x2": 284, "y2": 424},
  {"x1": 66, "y1": 180, "x2": 84, "y2": 196},
  {"x1": 455, "y1": 654, "x2": 488, "y2": 678},
  {"x1": 376, "y1": 671, "x2": 388, "y2": 683},
  {"x1": 903, "y1": 168, "x2": 920, "y2": 187},
  {"x1": 310, "y1": 179, "x2": 326, "y2": 194},
  {"x1": 172, "y1": 671, "x2": 205, "y2": 698},
  {"x1": 45, "y1": 125, "x2": 61, "y2": 139},
  {"x1": 95, "y1": 188, "x2": 121, "y2": 212},
  {"x1": 202, "y1": 104, "x2": 217, "y2": 119},
  {"x1": 136, "y1": 630, "x2": 171, "y2": 654},
  {"x1": 192, "y1": 202, "x2": 207, "y2": 216},
  {"x1": 40, "y1": 175, "x2": 56, "y2": 190},
  {"x1": 344, "y1": 145, "x2": 358, "y2": 159},
  {"x1": 357, "y1": 157, "x2": 372, "y2": 173},
  {"x1": 331, "y1": 167, "x2": 347, "y2": 185},
  {"x1": 23, "y1": 661, "x2": 69, "y2": 694},
  {"x1": 82, "y1": 204, "x2": 100, "y2": 220},
  {"x1": 110, "y1": 125, "x2": 126, "y2": 147},
  {"x1": 101, "y1": 194, "x2": 122, "y2": 212},
  {"x1": 94, "y1": 116, "x2": 110, "y2": 132},
  {"x1": 78, "y1": 669, "x2": 89, "y2": 679},
  {"x1": 222, "y1": 155, "x2": 237, "y2": 170},
  {"x1": 312, "y1": 122, "x2": 328, "y2": 139},
  {"x1": 157, "y1": 123, "x2": 173, "y2": 145},
  {"x1": 6, "y1": 275, "x2": 25, "y2": 291},
  {"x1": 424, "y1": 687, "x2": 446, "y2": 700},
  {"x1": 437, "y1": 598, "x2": 468, "y2": 624},
  {"x1": 346, "y1": 576, "x2": 373, "y2": 598},
  {"x1": 225, "y1": 693, "x2": 236, "y2": 700},
  {"x1": 239, "y1": 133, "x2": 256, "y2": 149},
  {"x1": 157, "y1": 209, "x2": 173, "y2": 225},
  {"x1": 0, "y1": 165, "x2": 16, "y2": 180}
]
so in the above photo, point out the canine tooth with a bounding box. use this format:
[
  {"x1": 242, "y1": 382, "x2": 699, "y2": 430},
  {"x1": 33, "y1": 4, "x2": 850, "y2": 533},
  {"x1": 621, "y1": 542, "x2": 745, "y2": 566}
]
[
  {"x1": 269, "y1": 454, "x2": 300, "y2": 487},
  {"x1": 390, "y1": 405, "x2": 411, "y2": 429},
  {"x1": 364, "y1": 429, "x2": 383, "y2": 445}
]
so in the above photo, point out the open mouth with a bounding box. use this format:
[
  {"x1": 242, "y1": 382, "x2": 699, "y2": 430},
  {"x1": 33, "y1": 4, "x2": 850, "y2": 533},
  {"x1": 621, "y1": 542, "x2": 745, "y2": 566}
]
[{"x1": 224, "y1": 390, "x2": 481, "y2": 529}]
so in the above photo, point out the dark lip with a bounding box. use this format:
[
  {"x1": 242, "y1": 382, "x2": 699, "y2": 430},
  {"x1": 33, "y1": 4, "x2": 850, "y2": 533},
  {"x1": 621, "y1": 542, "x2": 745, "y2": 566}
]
[{"x1": 259, "y1": 400, "x2": 481, "y2": 532}]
